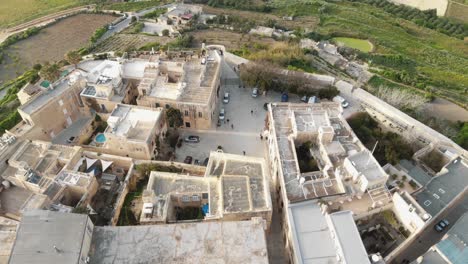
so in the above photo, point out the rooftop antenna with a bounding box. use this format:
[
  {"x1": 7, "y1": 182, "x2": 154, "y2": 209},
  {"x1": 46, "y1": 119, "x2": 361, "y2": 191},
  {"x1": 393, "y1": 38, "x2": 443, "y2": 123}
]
[{"x1": 366, "y1": 141, "x2": 378, "y2": 166}]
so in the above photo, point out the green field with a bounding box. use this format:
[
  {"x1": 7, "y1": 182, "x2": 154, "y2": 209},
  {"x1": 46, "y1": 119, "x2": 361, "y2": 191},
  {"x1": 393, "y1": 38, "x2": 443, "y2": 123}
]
[
  {"x1": 0, "y1": 0, "x2": 98, "y2": 29},
  {"x1": 269, "y1": 0, "x2": 468, "y2": 107},
  {"x1": 332, "y1": 37, "x2": 373, "y2": 52}
]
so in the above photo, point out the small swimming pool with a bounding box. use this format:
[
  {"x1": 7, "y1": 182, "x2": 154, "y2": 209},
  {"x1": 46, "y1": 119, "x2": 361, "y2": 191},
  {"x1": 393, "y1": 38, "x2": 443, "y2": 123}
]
[{"x1": 95, "y1": 133, "x2": 106, "y2": 143}]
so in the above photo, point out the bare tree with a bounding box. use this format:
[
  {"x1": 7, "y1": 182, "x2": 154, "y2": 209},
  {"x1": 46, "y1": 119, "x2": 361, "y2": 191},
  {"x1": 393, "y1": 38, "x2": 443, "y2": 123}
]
[{"x1": 372, "y1": 86, "x2": 426, "y2": 110}]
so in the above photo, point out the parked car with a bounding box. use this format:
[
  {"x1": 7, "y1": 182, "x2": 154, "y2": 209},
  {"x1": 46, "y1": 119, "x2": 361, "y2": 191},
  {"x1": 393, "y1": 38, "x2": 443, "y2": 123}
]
[
  {"x1": 333, "y1": 95, "x2": 349, "y2": 108},
  {"x1": 301, "y1": 96, "x2": 308, "y2": 102},
  {"x1": 203, "y1": 157, "x2": 209, "y2": 166},
  {"x1": 281, "y1": 92, "x2": 289, "y2": 102},
  {"x1": 67, "y1": 136, "x2": 76, "y2": 143},
  {"x1": 194, "y1": 159, "x2": 200, "y2": 165},
  {"x1": 184, "y1": 135, "x2": 200, "y2": 143},
  {"x1": 252, "y1": 88, "x2": 259, "y2": 98},
  {"x1": 434, "y1": 219, "x2": 449, "y2": 232},
  {"x1": 308, "y1": 96, "x2": 319, "y2": 104},
  {"x1": 184, "y1": 156, "x2": 193, "y2": 164},
  {"x1": 219, "y1": 108, "x2": 225, "y2": 120},
  {"x1": 223, "y1": 92, "x2": 230, "y2": 104}
]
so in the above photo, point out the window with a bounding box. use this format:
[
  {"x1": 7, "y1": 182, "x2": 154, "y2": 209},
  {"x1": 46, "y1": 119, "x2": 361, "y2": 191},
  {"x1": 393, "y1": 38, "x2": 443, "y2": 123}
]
[
  {"x1": 184, "y1": 110, "x2": 189, "y2": 116},
  {"x1": 198, "y1": 112, "x2": 202, "y2": 118},
  {"x1": 155, "y1": 103, "x2": 160, "y2": 108},
  {"x1": 192, "y1": 195, "x2": 200, "y2": 201},
  {"x1": 181, "y1": 195, "x2": 190, "y2": 202}
]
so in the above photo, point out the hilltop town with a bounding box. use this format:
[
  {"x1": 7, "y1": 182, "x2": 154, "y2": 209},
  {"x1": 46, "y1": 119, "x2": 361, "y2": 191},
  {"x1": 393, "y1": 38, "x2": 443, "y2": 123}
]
[{"x1": 0, "y1": 2, "x2": 467, "y2": 264}]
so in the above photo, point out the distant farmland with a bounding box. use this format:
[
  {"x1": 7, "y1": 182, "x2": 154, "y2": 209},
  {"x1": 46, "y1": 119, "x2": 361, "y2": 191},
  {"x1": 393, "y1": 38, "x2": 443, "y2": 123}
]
[{"x1": 0, "y1": 0, "x2": 95, "y2": 29}]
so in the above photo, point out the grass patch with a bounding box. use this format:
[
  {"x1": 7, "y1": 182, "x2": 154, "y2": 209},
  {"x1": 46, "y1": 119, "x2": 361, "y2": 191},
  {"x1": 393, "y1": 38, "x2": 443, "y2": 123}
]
[
  {"x1": 268, "y1": 0, "x2": 468, "y2": 106},
  {"x1": 99, "y1": 0, "x2": 167, "y2": 12},
  {"x1": 332, "y1": 37, "x2": 373, "y2": 52}
]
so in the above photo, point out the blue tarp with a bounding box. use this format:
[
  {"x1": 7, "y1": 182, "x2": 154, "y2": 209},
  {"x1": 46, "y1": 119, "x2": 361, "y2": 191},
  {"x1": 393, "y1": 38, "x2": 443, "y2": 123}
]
[{"x1": 202, "y1": 204, "x2": 209, "y2": 215}]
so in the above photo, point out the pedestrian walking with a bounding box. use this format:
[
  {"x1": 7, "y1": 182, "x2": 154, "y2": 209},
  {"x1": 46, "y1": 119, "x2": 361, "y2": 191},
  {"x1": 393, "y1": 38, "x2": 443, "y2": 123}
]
[
  {"x1": 243, "y1": 151, "x2": 246, "y2": 155},
  {"x1": 227, "y1": 119, "x2": 230, "y2": 123},
  {"x1": 251, "y1": 110, "x2": 253, "y2": 115},
  {"x1": 231, "y1": 124, "x2": 234, "y2": 129},
  {"x1": 260, "y1": 134, "x2": 263, "y2": 140}
]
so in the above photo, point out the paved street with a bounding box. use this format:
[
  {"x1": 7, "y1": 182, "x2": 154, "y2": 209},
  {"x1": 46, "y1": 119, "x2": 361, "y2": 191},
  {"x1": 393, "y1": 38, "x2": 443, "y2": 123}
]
[
  {"x1": 387, "y1": 188, "x2": 468, "y2": 264},
  {"x1": 175, "y1": 130, "x2": 265, "y2": 163}
]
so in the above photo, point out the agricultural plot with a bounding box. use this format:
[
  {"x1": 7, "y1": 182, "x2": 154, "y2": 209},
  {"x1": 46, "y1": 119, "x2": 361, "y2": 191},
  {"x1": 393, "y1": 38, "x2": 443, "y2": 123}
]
[
  {"x1": 0, "y1": 14, "x2": 115, "y2": 83},
  {"x1": 92, "y1": 34, "x2": 170, "y2": 53},
  {"x1": 202, "y1": 5, "x2": 320, "y2": 30},
  {"x1": 332, "y1": 37, "x2": 373, "y2": 53},
  {"x1": 0, "y1": 0, "x2": 94, "y2": 28}
]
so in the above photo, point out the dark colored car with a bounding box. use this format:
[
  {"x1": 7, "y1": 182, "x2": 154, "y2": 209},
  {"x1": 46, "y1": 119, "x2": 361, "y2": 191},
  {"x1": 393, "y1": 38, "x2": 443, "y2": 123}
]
[
  {"x1": 434, "y1": 219, "x2": 449, "y2": 232},
  {"x1": 67, "y1": 136, "x2": 76, "y2": 143},
  {"x1": 184, "y1": 135, "x2": 200, "y2": 143},
  {"x1": 281, "y1": 93, "x2": 289, "y2": 102},
  {"x1": 184, "y1": 156, "x2": 193, "y2": 164},
  {"x1": 203, "y1": 157, "x2": 209, "y2": 166},
  {"x1": 194, "y1": 159, "x2": 200, "y2": 165}
]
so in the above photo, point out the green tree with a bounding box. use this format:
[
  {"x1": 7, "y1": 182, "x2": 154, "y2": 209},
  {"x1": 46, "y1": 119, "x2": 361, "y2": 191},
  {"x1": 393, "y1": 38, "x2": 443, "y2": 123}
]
[
  {"x1": 166, "y1": 107, "x2": 183, "y2": 128},
  {"x1": 65, "y1": 50, "x2": 82, "y2": 66},
  {"x1": 40, "y1": 62, "x2": 60, "y2": 82}
]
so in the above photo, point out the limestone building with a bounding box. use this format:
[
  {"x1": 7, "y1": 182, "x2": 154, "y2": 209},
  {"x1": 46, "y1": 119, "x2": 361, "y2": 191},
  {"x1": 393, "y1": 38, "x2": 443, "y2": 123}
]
[
  {"x1": 136, "y1": 49, "x2": 221, "y2": 129},
  {"x1": 265, "y1": 102, "x2": 390, "y2": 263},
  {"x1": 17, "y1": 69, "x2": 88, "y2": 141},
  {"x1": 140, "y1": 151, "x2": 272, "y2": 226},
  {"x1": 97, "y1": 104, "x2": 167, "y2": 160}
]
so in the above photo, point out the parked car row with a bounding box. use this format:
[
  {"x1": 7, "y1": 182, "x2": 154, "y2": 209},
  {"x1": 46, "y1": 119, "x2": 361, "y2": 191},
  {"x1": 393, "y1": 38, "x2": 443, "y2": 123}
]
[
  {"x1": 434, "y1": 219, "x2": 449, "y2": 232},
  {"x1": 184, "y1": 156, "x2": 209, "y2": 166}
]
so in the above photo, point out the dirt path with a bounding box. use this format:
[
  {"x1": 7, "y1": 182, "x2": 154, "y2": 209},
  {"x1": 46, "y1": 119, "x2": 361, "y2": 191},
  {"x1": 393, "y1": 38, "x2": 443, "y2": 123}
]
[{"x1": 377, "y1": 75, "x2": 468, "y2": 122}]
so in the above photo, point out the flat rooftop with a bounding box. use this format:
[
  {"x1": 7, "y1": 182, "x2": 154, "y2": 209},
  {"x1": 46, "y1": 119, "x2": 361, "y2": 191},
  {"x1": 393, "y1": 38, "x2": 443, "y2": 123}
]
[
  {"x1": 89, "y1": 219, "x2": 268, "y2": 264},
  {"x1": 414, "y1": 158, "x2": 468, "y2": 216},
  {"x1": 8, "y1": 210, "x2": 90, "y2": 264},
  {"x1": 142, "y1": 151, "x2": 271, "y2": 222},
  {"x1": 106, "y1": 104, "x2": 161, "y2": 141},
  {"x1": 346, "y1": 150, "x2": 386, "y2": 182},
  {"x1": 138, "y1": 50, "x2": 220, "y2": 105},
  {"x1": 86, "y1": 60, "x2": 121, "y2": 85},
  {"x1": 20, "y1": 69, "x2": 85, "y2": 115},
  {"x1": 269, "y1": 103, "x2": 348, "y2": 203},
  {"x1": 288, "y1": 202, "x2": 370, "y2": 264}
]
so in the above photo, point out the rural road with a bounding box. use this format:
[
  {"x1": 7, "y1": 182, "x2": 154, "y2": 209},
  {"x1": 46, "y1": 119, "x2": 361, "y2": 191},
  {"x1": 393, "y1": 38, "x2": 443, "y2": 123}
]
[{"x1": 99, "y1": 3, "x2": 175, "y2": 43}]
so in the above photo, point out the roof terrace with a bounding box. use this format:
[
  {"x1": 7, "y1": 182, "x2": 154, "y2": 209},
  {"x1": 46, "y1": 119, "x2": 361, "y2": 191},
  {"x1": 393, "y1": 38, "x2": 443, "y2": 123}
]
[{"x1": 105, "y1": 104, "x2": 161, "y2": 142}]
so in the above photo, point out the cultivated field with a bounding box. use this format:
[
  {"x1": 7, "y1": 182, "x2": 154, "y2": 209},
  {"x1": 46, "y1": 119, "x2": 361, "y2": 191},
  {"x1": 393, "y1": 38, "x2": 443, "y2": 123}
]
[
  {"x1": 0, "y1": 0, "x2": 94, "y2": 29},
  {"x1": 201, "y1": 5, "x2": 320, "y2": 30},
  {"x1": 332, "y1": 37, "x2": 373, "y2": 52},
  {"x1": 93, "y1": 34, "x2": 171, "y2": 53},
  {"x1": 0, "y1": 13, "x2": 115, "y2": 82}
]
